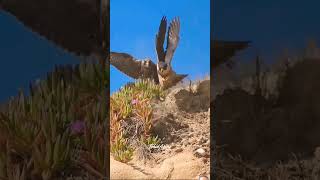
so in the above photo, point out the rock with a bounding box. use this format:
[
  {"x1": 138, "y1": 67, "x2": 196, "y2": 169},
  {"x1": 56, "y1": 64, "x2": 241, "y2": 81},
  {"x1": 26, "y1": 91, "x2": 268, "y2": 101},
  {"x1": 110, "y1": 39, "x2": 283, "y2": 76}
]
[
  {"x1": 195, "y1": 148, "x2": 206, "y2": 157},
  {"x1": 198, "y1": 174, "x2": 210, "y2": 180},
  {"x1": 196, "y1": 80, "x2": 210, "y2": 96},
  {"x1": 175, "y1": 148, "x2": 183, "y2": 153},
  {"x1": 151, "y1": 114, "x2": 184, "y2": 144},
  {"x1": 164, "y1": 79, "x2": 210, "y2": 113},
  {"x1": 315, "y1": 147, "x2": 320, "y2": 160}
]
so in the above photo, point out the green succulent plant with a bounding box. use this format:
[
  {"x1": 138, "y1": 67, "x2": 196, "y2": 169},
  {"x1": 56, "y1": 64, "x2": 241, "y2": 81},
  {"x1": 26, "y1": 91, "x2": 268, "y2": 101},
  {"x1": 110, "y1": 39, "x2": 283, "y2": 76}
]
[
  {"x1": 32, "y1": 131, "x2": 73, "y2": 179},
  {"x1": 111, "y1": 136, "x2": 134, "y2": 162},
  {"x1": 0, "y1": 62, "x2": 108, "y2": 179},
  {"x1": 110, "y1": 79, "x2": 164, "y2": 163}
]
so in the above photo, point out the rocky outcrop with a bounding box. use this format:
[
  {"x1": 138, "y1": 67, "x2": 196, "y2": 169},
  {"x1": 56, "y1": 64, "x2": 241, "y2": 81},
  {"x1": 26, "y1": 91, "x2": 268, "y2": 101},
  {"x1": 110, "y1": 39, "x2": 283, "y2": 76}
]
[{"x1": 214, "y1": 59, "x2": 320, "y2": 165}]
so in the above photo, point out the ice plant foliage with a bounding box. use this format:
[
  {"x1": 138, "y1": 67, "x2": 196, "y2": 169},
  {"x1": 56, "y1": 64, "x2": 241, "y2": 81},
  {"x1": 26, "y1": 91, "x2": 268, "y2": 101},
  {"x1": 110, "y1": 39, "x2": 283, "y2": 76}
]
[
  {"x1": 110, "y1": 79, "x2": 164, "y2": 162},
  {"x1": 0, "y1": 62, "x2": 107, "y2": 179}
]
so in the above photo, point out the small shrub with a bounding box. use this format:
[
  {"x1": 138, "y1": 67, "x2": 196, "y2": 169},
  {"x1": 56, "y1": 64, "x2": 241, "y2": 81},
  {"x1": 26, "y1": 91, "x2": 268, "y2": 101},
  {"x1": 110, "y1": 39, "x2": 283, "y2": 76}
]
[{"x1": 110, "y1": 79, "x2": 164, "y2": 162}]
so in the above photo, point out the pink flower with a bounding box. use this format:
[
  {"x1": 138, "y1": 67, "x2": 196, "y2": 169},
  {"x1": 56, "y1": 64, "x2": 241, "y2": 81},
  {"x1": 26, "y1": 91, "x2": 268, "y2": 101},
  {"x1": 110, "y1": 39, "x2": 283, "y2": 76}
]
[
  {"x1": 70, "y1": 120, "x2": 85, "y2": 135},
  {"x1": 131, "y1": 99, "x2": 139, "y2": 105}
]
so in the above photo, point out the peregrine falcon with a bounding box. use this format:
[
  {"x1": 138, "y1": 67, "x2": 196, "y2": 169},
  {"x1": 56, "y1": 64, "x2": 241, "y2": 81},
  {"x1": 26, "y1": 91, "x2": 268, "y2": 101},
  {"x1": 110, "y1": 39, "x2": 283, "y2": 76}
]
[
  {"x1": 110, "y1": 16, "x2": 187, "y2": 89},
  {"x1": 155, "y1": 16, "x2": 187, "y2": 89}
]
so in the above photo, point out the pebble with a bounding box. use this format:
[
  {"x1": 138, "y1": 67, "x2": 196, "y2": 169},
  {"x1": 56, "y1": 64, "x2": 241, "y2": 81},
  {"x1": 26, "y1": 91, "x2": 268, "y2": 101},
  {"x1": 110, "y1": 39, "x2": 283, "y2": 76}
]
[
  {"x1": 175, "y1": 148, "x2": 183, "y2": 153},
  {"x1": 195, "y1": 148, "x2": 206, "y2": 157},
  {"x1": 196, "y1": 174, "x2": 210, "y2": 180}
]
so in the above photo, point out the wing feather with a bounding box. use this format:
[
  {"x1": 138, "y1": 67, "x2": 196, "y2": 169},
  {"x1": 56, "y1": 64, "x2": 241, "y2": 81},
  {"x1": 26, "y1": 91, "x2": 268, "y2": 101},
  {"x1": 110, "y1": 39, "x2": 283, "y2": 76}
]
[
  {"x1": 155, "y1": 16, "x2": 167, "y2": 62},
  {"x1": 110, "y1": 52, "x2": 158, "y2": 83},
  {"x1": 164, "y1": 17, "x2": 180, "y2": 65}
]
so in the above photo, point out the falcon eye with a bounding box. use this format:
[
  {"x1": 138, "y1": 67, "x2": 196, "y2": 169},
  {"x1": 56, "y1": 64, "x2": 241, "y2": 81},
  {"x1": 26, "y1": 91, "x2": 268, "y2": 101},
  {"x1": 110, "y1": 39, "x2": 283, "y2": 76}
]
[{"x1": 163, "y1": 64, "x2": 167, "y2": 70}]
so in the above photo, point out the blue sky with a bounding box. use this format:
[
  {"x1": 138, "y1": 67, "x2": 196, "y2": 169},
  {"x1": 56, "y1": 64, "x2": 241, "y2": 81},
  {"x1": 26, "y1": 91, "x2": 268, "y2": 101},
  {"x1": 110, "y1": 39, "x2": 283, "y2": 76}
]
[
  {"x1": 110, "y1": 0, "x2": 210, "y2": 93},
  {"x1": 214, "y1": 0, "x2": 320, "y2": 64},
  {"x1": 0, "y1": 12, "x2": 79, "y2": 103},
  {"x1": 2, "y1": 0, "x2": 319, "y2": 101}
]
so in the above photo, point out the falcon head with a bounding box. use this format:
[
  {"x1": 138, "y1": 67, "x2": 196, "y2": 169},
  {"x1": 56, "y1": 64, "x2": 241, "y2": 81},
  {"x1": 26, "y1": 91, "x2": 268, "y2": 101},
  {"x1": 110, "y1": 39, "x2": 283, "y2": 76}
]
[{"x1": 157, "y1": 61, "x2": 172, "y2": 76}]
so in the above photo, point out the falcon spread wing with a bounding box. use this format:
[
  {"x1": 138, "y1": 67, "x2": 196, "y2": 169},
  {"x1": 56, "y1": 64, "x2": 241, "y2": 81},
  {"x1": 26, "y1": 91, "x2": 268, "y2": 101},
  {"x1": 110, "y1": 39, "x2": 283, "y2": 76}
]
[
  {"x1": 110, "y1": 52, "x2": 159, "y2": 83},
  {"x1": 164, "y1": 17, "x2": 180, "y2": 65},
  {"x1": 111, "y1": 16, "x2": 183, "y2": 87},
  {"x1": 155, "y1": 16, "x2": 167, "y2": 63},
  {"x1": 212, "y1": 40, "x2": 251, "y2": 68},
  {"x1": 0, "y1": 0, "x2": 102, "y2": 56}
]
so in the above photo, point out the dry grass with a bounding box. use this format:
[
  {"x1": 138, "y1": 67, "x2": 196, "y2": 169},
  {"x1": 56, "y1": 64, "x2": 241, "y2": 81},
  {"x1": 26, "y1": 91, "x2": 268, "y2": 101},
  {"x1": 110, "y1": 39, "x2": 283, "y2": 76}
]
[{"x1": 216, "y1": 150, "x2": 320, "y2": 180}]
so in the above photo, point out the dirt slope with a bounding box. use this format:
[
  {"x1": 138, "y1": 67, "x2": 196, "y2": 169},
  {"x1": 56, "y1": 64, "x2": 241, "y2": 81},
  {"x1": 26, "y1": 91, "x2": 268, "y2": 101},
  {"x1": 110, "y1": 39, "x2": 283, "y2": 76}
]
[{"x1": 111, "y1": 79, "x2": 210, "y2": 179}]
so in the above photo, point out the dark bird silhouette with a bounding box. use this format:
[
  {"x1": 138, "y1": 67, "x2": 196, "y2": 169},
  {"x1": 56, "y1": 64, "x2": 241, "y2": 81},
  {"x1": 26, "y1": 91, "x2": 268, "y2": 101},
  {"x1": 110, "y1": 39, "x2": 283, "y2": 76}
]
[
  {"x1": 0, "y1": 0, "x2": 108, "y2": 58},
  {"x1": 212, "y1": 40, "x2": 251, "y2": 68}
]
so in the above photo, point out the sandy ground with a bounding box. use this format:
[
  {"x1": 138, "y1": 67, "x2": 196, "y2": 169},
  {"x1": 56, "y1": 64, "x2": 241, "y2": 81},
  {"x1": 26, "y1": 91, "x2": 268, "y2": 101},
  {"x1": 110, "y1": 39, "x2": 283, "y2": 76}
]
[{"x1": 111, "y1": 151, "x2": 205, "y2": 179}]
